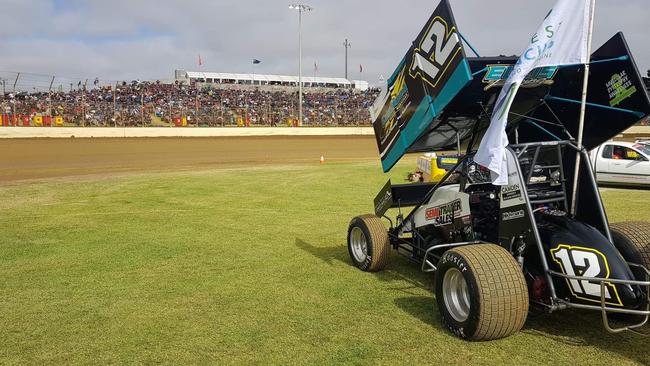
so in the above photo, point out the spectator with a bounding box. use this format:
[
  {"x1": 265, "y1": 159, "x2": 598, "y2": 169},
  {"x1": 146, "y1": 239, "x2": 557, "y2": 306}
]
[{"x1": 1, "y1": 82, "x2": 380, "y2": 127}]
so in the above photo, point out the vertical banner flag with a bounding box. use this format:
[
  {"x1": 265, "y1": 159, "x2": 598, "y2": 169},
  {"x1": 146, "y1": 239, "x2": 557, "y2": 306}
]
[
  {"x1": 370, "y1": 0, "x2": 473, "y2": 172},
  {"x1": 198, "y1": 54, "x2": 203, "y2": 66},
  {"x1": 474, "y1": 0, "x2": 593, "y2": 185}
]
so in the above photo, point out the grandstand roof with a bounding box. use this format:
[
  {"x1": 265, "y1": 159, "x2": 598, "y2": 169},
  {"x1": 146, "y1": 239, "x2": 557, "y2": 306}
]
[{"x1": 184, "y1": 71, "x2": 353, "y2": 86}]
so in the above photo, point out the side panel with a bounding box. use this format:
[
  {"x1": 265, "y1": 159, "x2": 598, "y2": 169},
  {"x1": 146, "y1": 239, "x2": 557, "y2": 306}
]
[
  {"x1": 498, "y1": 149, "x2": 535, "y2": 249},
  {"x1": 413, "y1": 186, "x2": 470, "y2": 229},
  {"x1": 537, "y1": 215, "x2": 644, "y2": 309},
  {"x1": 539, "y1": 33, "x2": 650, "y2": 150},
  {"x1": 371, "y1": 0, "x2": 473, "y2": 172}
]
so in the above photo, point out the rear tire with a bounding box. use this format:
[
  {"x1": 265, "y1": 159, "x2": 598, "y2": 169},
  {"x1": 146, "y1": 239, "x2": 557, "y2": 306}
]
[
  {"x1": 347, "y1": 215, "x2": 390, "y2": 272},
  {"x1": 609, "y1": 222, "x2": 650, "y2": 323},
  {"x1": 435, "y1": 244, "x2": 529, "y2": 341},
  {"x1": 610, "y1": 221, "x2": 650, "y2": 269}
]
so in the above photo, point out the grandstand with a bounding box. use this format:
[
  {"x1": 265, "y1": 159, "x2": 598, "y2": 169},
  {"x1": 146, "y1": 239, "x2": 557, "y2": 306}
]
[
  {"x1": 0, "y1": 70, "x2": 380, "y2": 128},
  {"x1": 175, "y1": 70, "x2": 369, "y2": 91},
  {"x1": 0, "y1": 69, "x2": 645, "y2": 129}
]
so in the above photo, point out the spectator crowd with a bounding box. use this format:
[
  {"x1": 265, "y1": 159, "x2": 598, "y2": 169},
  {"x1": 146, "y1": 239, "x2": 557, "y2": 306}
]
[
  {"x1": 0, "y1": 81, "x2": 380, "y2": 127},
  {"x1": 5, "y1": 73, "x2": 646, "y2": 127}
]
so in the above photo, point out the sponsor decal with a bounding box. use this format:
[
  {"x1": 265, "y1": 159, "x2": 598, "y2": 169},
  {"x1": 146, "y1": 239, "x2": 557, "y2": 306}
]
[
  {"x1": 425, "y1": 199, "x2": 462, "y2": 226},
  {"x1": 551, "y1": 244, "x2": 623, "y2": 306},
  {"x1": 379, "y1": 68, "x2": 410, "y2": 146},
  {"x1": 501, "y1": 184, "x2": 522, "y2": 201},
  {"x1": 607, "y1": 70, "x2": 637, "y2": 107},
  {"x1": 483, "y1": 65, "x2": 558, "y2": 89},
  {"x1": 375, "y1": 191, "x2": 392, "y2": 214},
  {"x1": 408, "y1": 16, "x2": 462, "y2": 89},
  {"x1": 441, "y1": 252, "x2": 468, "y2": 272},
  {"x1": 502, "y1": 209, "x2": 525, "y2": 221},
  {"x1": 440, "y1": 158, "x2": 459, "y2": 165},
  {"x1": 374, "y1": 180, "x2": 394, "y2": 217}
]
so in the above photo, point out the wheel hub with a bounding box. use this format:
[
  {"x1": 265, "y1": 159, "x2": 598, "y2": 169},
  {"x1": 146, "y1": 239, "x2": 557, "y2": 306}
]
[
  {"x1": 349, "y1": 226, "x2": 368, "y2": 263},
  {"x1": 442, "y1": 268, "x2": 470, "y2": 322}
]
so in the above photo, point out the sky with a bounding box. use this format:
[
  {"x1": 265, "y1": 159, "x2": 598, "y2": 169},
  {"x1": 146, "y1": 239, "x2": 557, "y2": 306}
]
[{"x1": 1, "y1": 0, "x2": 649, "y2": 87}]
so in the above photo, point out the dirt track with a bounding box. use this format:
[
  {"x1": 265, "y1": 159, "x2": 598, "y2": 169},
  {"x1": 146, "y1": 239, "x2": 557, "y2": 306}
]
[{"x1": 0, "y1": 136, "x2": 379, "y2": 182}]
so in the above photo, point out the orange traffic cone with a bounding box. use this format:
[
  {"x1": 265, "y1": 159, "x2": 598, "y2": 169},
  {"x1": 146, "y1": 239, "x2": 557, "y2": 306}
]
[{"x1": 320, "y1": 155, "x2": 325, "y2": 164}]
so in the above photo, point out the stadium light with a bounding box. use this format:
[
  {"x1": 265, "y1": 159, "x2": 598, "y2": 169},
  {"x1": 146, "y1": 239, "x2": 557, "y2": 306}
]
[{"x1": 288, "y1": 4, "x2": 312, "y2": 126}]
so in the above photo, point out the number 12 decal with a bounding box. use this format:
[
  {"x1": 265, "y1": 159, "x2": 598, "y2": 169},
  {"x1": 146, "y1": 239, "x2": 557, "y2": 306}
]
[
  {"x1": 409, "y1": 17, "x2": 461, "y2": 87},
  {"x1": 551, "y1": 245, "x2": 623, "y2": 306}
]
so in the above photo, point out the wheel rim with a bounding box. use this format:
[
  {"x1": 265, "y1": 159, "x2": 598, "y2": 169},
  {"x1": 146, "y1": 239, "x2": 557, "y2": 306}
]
[
  {"x1": 349, "y1": 226, "x2": 368, "y2": 263},
  {"x1": 442, "y1": 268, "x2": 470, "y2": 322}
]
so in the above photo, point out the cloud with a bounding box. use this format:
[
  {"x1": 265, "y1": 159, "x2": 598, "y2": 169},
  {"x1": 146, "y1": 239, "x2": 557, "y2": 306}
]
[{"x1": 0, "y1": 0, "x2": 648, "y2": 84}]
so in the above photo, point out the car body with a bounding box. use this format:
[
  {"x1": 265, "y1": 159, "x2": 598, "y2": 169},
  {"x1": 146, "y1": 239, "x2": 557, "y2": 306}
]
[{"x1": 590, "y1": 141, "x2": 650, "y2": 185}]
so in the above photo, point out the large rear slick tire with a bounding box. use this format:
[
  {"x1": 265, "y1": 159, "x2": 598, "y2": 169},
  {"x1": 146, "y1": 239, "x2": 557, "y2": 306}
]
[
  {"x1": 347, "y1": 215, "x2": 390, "y2": 272},
  {"x1": 435, "y1": 244, "x2": 529, "y2": 341},
  {"x1": 610, "y1": 222, "x2": 650, "y2": 269},
  {"x1": 609, "y1": 222, "x2": 650, "y2": 323}
]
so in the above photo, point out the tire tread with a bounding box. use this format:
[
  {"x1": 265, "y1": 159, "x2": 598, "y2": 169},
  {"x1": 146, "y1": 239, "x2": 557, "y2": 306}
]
[
  {"x1": 353, "y1": 214, "x2": 390, "y2": 272},
  {"x1": 452, "y1": 244, "x2": 529, "y2": 340},
  {"x1": 610, "y1": 221, "x2": 650, "y2": 267}
]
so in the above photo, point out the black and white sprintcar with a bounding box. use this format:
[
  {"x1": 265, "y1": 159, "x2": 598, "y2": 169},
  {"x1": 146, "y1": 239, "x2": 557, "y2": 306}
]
[{"x1": 347, "y1": 1, "x2": 650, "y2": 341}]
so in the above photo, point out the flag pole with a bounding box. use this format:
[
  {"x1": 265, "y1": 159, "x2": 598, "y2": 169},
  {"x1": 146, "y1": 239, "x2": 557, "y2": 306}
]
[{"x1": 570, "y1": 0, "x2": 596, "y2": 217}]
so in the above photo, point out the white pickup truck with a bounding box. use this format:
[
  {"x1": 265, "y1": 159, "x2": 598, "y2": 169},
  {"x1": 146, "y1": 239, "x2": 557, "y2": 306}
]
[{"x1": 590, "y1": 140, "x2": 650, "y2": 186}]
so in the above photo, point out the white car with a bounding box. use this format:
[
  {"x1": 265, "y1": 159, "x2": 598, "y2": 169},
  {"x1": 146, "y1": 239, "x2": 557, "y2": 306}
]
[{"x1": 590, "y1": 141, "x2": 650, "y2": 186}]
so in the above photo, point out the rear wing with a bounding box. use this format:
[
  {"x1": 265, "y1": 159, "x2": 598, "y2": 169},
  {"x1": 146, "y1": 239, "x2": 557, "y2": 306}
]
[
  {"x1": 370, "y1": 0, "x2": 472, "y2": 172},
  {"x1": 371, "y1": 33, "x2": 650, "y2": 161},
  {"x1": 371, "y1": 2, "x2": 650, "y2": 173},
  {"x1": 524, "y1": 32, "x2": 650, "y2": 150}
]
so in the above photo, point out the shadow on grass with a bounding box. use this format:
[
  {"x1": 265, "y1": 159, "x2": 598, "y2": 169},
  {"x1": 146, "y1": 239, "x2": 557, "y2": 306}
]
[
  {"x1": 392, "y1": 296, "x2": 447, "y2": 331},
  {"x1": 296, "y1": 237, "x2": 443, "y2": 329},
  {"x1": 294, "y1": 238, "x2": 349, "y2": 266},
  {"x1": 294, "y1": 238, "x2": 432, "y2": 293},
  {"x1": 523, "y1": 310, "x2": 649, "y2": 365},
  {"x1": 295, "y1": 239, "x2": 647, "y2": 362},
  {"x1": 393, "y1": 295, "x2": 649, "y2": 364}
]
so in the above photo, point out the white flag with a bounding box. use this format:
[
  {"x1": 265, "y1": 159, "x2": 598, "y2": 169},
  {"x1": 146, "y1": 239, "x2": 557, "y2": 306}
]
[{"x1": 475, "y1": 0, "x2": 593, "y2": 185}]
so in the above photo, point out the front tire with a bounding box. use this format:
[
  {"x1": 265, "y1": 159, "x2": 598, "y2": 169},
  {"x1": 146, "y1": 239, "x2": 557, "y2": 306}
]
[
  {"x1": 347, "y1": 215, "x2": 390, "y2": 272},
  {"x1": 435, "y1": 244, "x2": 529, "y2": 341}
]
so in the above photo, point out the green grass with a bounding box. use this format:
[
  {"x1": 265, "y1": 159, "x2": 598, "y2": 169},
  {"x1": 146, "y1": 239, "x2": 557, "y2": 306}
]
[{"x1": 1, "y1": 160, "x2": 649, "y2": 365}]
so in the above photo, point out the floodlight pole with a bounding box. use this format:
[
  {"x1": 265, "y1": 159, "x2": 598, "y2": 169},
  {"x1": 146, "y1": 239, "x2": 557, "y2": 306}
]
[
  {"x1": 114, "y1": 82, "x2": 118, "y2": 127},
  {"x1": 169, "y1": 89, "x2": 173, "y2": 127},
  {"x1": 289, "y1": 4, "x2": 312, "y2": 126},
  {"x1": 82, "y1": 79, "x2": 87, "y2": 127},
  {"x1": 299, "y1": 8, "x2": 302, "y2": 126},
  {"x1": 570, "y1": 0, "x2": 596, "y2": 217},
  {"x1": 48, "y1": 76, "x2": 55, "y2": 125},
  {"x1": 343, "y1": 39, "x2": 351, "y2": 80},
  {"x1": 141, "y1": 89, "x2": 145, "y2": 127},
  {"x1": 13, "y1": 73, "x2": 19, "y2": 93}
]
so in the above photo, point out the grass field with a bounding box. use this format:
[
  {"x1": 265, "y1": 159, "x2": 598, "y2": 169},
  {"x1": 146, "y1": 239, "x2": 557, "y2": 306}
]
[{"x1": 1, "y1": 159, "x2": 649, "y2": 365}]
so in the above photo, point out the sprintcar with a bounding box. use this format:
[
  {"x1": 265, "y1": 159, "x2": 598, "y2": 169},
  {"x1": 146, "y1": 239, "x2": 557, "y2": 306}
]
[{"x1": 347, "y1": 0, "x2": 650, "y2": 341}]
